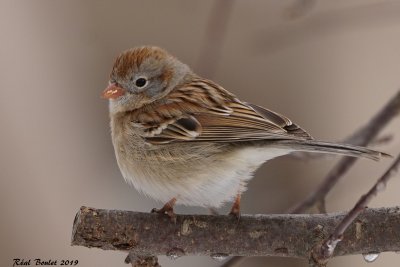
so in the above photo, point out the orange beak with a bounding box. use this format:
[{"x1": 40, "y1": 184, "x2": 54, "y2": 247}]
[{"x1": 102, "y1": 83, "x2": 126, "y2": 99}]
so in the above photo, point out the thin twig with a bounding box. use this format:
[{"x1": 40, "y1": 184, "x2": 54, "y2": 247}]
[
  {"x1": 368, "y1": 134, "x2": 394, "y2": 146},
  {"x1": 195, "y1": 0, "x2": 235, "y2": 79},
  {"x1": 311, "y1": 154, "x2": 400, "y2": 266},
  {"x1": 289, "y1": 90, "x2": 400, "y2": 214}
]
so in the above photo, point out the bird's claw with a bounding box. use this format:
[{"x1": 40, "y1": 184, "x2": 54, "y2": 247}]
[
  {"x1": 229, "y1": 209, "x2": 241, "y2": 221},
  {"x1": 150, "y1": 198, "x2": 177, "y2": 222}
]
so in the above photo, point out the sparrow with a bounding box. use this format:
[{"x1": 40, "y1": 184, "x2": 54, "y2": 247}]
[{"x1": 102, "y1": 46, "x2": 387, "y2": 218}]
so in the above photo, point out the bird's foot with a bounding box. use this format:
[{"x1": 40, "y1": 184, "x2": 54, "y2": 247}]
[
  {"x1": 151, "y1": 198, "x2": 177, "y2": 222},
  {"x1": 229, "y1": 206, "x2": 241, "y2": 220},
  {"x1": 229, "y1": 194, "x2": 241, "y2": 220}
]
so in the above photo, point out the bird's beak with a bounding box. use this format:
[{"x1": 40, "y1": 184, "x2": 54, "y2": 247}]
[{"x1": 102, "y1": 83, "x2": 126, "y2": 99}]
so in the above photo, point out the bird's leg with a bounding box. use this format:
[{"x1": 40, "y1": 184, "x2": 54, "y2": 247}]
[
  {"x1": 151, "y1": 197, "x2": 177, "y2": 220},
  {"x1": 229, "y1": 193, "x2": 241, "y2": 219}
]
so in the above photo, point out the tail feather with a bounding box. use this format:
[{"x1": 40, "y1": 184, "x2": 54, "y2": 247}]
[{"x1": 275, "y1": 140, "x2": 391, "y2": 161}]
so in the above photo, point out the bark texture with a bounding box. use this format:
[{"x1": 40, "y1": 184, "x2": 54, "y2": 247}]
[{"x1": 71, "y1": 206, "x2": 400, "y2": 258}]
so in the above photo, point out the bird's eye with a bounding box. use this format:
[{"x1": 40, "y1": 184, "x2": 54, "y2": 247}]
[{"x1": 135, "y1": 77, "x2": 148, "y2": 88}]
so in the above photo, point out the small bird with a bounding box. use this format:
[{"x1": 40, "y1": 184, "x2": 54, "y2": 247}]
[{"x1": 103, "y1": 46, "x2": 386, "y2": 218}]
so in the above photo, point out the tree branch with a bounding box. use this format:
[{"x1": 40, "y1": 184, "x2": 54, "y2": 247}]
[
  {"x1": 289, "y1": 90, "x2": 400, "y2": 214},
  {"x1": 71, "y1": 206, "x2": 400, "y2": 259},
  {"x1": 311, "y1": 153, "x2": 400, "y2": 266}
]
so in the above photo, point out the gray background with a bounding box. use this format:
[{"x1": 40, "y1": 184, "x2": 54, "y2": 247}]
[{"x1": 1, "y1": 0, "x2": 399, "y2": 266}]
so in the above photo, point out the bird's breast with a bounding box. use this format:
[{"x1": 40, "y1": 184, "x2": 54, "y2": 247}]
[{"x1": 110, "y1": 115, "x2": 292, "y2": 207}]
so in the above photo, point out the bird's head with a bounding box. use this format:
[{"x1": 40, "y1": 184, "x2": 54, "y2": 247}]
[{"x1": 103, "y1": 46, "x2": 191, "y2": 114}]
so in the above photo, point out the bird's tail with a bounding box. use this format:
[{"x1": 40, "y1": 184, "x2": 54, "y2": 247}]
[{"x1": 274, "y1": 140, "x2": 391, "y2": 161}]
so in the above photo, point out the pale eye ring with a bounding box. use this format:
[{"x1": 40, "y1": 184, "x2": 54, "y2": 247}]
[{"x1": 135, "y1": 77, "x2": 148, "y2": 88}]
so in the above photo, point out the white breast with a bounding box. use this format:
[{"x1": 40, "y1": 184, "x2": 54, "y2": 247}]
[{"x1": 117, "y1": 145, "x2": 292, "y2": 208}]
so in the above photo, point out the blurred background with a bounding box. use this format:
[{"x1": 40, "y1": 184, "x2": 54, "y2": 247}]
[{"x1": 1, "y1": 0, "x2": 399, "y2": 266}]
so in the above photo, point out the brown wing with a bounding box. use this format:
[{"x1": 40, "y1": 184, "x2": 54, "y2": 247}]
[
  {"x1": 245, "y1": 103, "x2": 313, "y2": 140},
  {"x1": 129, "y1": 78, "x2": 313, "y2": 144}
]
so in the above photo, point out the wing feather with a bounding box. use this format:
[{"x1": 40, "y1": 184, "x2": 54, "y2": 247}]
[{"x1": 129, "y1": 78, "x2": 313, "y2": 144}]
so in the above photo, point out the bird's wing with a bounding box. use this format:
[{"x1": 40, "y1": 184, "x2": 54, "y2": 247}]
[{"x1": 129, "y1": 78, "x2": 313, "y2": 144}]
